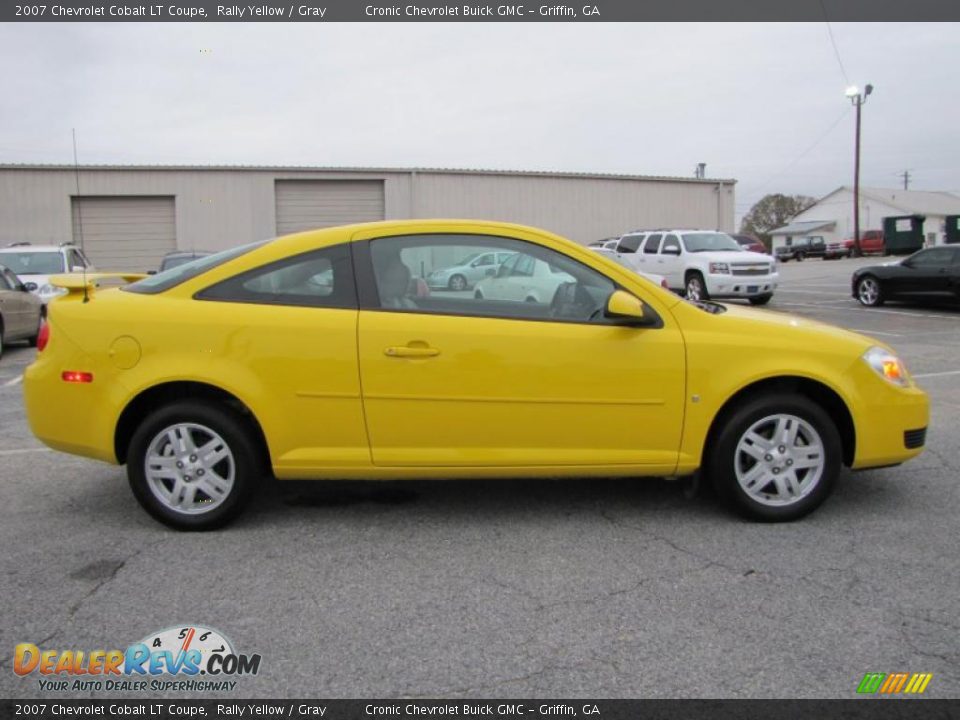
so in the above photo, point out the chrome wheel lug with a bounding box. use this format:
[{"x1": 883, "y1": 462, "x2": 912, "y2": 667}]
[
  {"x1": 772, "y1": 467, "x2": 780, "y2": 474},
  {"x1": 176, "y1": 460, "x2": 184, "y2": 469},
  {"x1": 778, "y1": 445, "x2": 786, "y2": 453},
  {"x1": 764, "y1": 454, "x2": 773, "y2": 462},
  {"x1": 197, "y1": 469, "x2": 205, "y2": 476},
  {"x1": 786, "y1": 459, "x2": 794, "y2": 467},
  {"x1": 190, "y1": 455, "x2": 197, "y2": 462}
]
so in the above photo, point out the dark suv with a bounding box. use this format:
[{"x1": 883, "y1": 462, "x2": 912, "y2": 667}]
[{"x1": 775, "y1": 236, "x2": 826, "y2": 262}]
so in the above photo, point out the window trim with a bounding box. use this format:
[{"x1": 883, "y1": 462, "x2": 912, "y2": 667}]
[
  {"x1": 194, "y1": 243, "x2": 358, "y2": 310},
  {"x1": 354, "y1": 233, "x2": 663, "y2": 329}
]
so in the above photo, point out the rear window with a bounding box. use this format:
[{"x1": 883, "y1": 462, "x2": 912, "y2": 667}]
[{"x1": 125, "y1": 241, "x2": 269, "y2": 294}]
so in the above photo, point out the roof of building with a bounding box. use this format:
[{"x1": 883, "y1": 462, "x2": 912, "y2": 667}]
[
  {"x1": 816, "y1": 186, "x2": 960, "y2": 216},
  {"x1": 0, "y1": 163, "x2": 736, "y2": 185},
  {"x1": 769, "y1": 220, "x2": 836, "y2": 235}
]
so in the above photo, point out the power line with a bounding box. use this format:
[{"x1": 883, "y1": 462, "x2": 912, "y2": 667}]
[{"x1": 819, "y1": 3, "x2": 850, "y2": 86}]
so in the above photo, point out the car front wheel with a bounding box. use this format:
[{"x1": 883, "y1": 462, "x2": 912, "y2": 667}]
[
  {"x1": 448, "y1": 274, "x2": 467, "y2": 291},
  {"x1": 708, "y1": 394, "x2": 840, "y2": 521},
  {"x1": 856, "y1": 275, "x2": 884, "y2": 306},
  {"x1": 685, "y1": 272, "x2": 709, "y2": 302},
  {"x1": 127, "y1": 401, "x2": 262, "y2": 530}
]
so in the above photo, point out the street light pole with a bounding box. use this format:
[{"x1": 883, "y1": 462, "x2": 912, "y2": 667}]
[{"x1": 846, "y1": 84, "x2": 873, "y2": 258}]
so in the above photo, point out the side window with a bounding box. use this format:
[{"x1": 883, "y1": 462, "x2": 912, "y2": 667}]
[
  {"x1": 197, "y1": 243, "x2": 355, "y2": 309},
  {"x1": 618, "y1": 234, "x2": 643, "y2": 254},
  {"x1": 662, "y1": 235, "x2": 681, "y2": 253},
  {"x1": 910, "y1": 248, "x2": 952, "y2": 267},
  {"x1": 643, "y1": 234, "x2": 663, "y2": 254},
  {"x1": 366, "y1": 234, "x2": 617, "y2": 324},
  {"x1": 472, "y1": 254, "x2": 494, "y2": 267}
]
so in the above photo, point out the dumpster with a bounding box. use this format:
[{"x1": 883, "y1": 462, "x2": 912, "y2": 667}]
[
  {"x1": 882, "y1": 215, "x2": 925, "y2": 255},
  {"x1": 946, "y1": 215, "x2": 960, "y2": 244}
]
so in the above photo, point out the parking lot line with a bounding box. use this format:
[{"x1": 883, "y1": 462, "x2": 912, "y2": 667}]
[
  {"x1": 846, "y1": 328, "x2": 902, "y2": 337},
  {"x1": 2, "y1": 375, "x2": 23, "y2": 387},
  {"x1": 776, "y1": 302, "x2": 960, "y2": 321},
  {"x1": 913, "y1": 370, "x2": 960, "y2": 379},
  {"x1": 0, "y1": 447, "x2": 51, "y2": 456}
]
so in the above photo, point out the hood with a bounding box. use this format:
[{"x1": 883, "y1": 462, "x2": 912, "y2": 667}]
[
  {"x1": 716, "y1": 302, "x2": 877, "y2": 351},
  {"x1": 696, "y1": 250, "x2": 772, "y2": 263}
]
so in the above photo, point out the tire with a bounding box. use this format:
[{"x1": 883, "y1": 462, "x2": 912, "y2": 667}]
[
  {"x1": 856, "y1": 275, "x2": 884, "y2": 307},
  {"x1": 685, "y1": 272, "x2": 709, "y2": 302},
  {"x1": 748, "y1": 294, "x2": 773, "y2": 306},
  {"x1": 795, "y1": 253, "x2": 805, "y2": 262},
  {"x1": 0, "y1": 321, "x2": 4, "y2": 360},
  {"x1": 448, "y1": 274, "x2": 467, "y2": 292},
  {"x1": 27, "y1": 316, "x2": 42, "y2": 347},
  {"x1": 127, "y1": 401, "x2": 263, "y2": 530},
  {"x1": 708, "y1": 394, "x2": 840, "y2": 522}
]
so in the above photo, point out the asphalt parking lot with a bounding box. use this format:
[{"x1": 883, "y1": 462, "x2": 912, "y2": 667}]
[{"x1": 1, "y1": 255, "x2": 958, "y2": 700}]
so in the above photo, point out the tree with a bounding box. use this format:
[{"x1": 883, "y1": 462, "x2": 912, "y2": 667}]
[{"x1": 740, "y1": 194, "x2": 816, "y2": 249}]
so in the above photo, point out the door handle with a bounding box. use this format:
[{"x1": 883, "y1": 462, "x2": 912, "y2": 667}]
[{"x1": 384, "y1": 345, "x2": 441, "y2": 358}]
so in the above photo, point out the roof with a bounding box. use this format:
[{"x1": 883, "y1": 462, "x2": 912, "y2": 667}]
[
  {"x1": 0, "y1": 163, "x2": 736, "y2": 185},
  {"x1": 769, "y1": 220, "x2": 836, "y2": 235},
  {"x1": 812, "y1": 186, "x2": 960, "y2": 216}
]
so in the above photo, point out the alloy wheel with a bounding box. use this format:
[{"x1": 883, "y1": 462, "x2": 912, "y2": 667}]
[{"x1": 857, "y1": 277, "x2": 880, "y2": 306}]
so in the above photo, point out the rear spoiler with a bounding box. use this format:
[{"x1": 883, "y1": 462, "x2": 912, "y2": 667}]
[{"x1": 49, "y1": 272, "x2": 148, "y2": 299}]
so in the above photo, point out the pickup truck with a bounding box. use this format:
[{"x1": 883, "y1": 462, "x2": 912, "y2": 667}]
[
  {"x1": 826, "y1": 230, "x2": 885, "y2": 258},
  {"x1": 775, "y1": 236, "x2": 826, "y2": 262}
]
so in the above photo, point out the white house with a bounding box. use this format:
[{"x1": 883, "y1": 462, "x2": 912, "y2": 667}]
[{"x1": 769, "y1": 186, "x2": 960, "y2": 252}]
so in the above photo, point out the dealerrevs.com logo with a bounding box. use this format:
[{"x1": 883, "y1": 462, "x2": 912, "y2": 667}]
[{"x1": 13, "y1": 625, "x2": 261, "y2": 693}]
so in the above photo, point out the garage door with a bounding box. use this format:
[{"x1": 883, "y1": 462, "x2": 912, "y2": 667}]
[
  {"x1": 71, "y1": 196, "x2": 176, "y2": 272},
  {"x1": 275, "y1": 180, "x2": 385, "y2": 235}
]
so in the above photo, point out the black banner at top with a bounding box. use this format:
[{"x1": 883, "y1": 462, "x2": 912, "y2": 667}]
[{"x1": 3, "y1": 0, "x2": 959, "y2": 22}]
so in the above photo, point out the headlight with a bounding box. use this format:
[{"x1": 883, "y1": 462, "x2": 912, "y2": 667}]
[
  {"x1": 862, "y1": 346, "x2": 910, "y2": 387},
  {"x1": 38, "y1": 284, "x2": 67, "y2": 298},
  {"x1": 709, "y1": 262, "x2": 730, "y2": 274}
]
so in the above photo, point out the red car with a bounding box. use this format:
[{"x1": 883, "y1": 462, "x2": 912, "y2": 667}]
[{"x1": 733, "y1": 234, "x2": 767, "y2": 254}]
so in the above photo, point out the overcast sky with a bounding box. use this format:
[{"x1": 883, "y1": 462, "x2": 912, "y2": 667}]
[{"x1": 1, "y1": 22, "x2": 958, "y2": 223}]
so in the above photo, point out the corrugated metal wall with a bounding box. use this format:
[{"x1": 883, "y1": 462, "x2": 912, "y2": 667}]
[{"x1": 0, "y1": 167, "x2": 735, "y2": 256}]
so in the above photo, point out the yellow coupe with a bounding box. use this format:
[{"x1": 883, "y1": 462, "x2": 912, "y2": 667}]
[{"x1": 24, "y1": 220, "x2": 929, "y2": 529}]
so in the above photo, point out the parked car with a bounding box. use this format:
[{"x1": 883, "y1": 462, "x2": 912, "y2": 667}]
[
  {"x1": 732, "y1": 234, "x2": 767, "y2": 254},
  {"x1": 0, "y1": 243, "x2": 94, "y2": 311},
  {"x1": 473, "y1": 253, "x2": 575, "y2": 303},
  {"x1": 852, "y1": 246, "x2": 960, "y2": 307},
  {"x1": 775, "y1": 236, "x2": 827, "y2": 262},
  {"x1": 590, "y1": 247, "x2": 668, "y2": 289},
  {"x1": 159, "y1": 250, "x2": 213, "y2": 272},
  {"x1": 426, "y1": 251, "x2": 516, "y2": 291},
  {"x1": 832, "y1": 230, "x2": 885, "y2": 258},
  {"x1": 25, "y1": 220, "x2": 927, "y2": 529},
  {"x1": 0, "y1": 265, "x2": 43, "y2": 358},
  {"x1": 615, "y1": 229, "x2": 777, "y2": 304}
]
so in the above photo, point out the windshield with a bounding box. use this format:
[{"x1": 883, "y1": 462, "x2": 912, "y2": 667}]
[
  {"x1": 682, "y1": 233, "x2": 742, "y2": 253},
  {"x1": 0, "y1": 251, "x2": 64, "y2": 275},
  {"x1": 125, "y1": 240, "x2": 269, "y2": 294}
]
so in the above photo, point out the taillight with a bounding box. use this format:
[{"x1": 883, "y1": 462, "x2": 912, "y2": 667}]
[
  {"x1": 37, "y1": 322, "x2": 50, "y2": 352},
  {"x1": 62, "y1": 371, "x2": 93, "y2": 384}
]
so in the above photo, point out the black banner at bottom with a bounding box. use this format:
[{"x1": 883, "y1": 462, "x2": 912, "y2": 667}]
[{"x1": 2, "y1": 699, "x2": 958, "y2": 720}]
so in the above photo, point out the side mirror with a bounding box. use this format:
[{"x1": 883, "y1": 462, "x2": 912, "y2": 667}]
[
  {"x1": 23, "y1": 282, "x2": 38, "y2": 292},
  {"x1": 605, "y1": 290, "x2": 648, "y2": 325},
  {"x1": 147, "y1": 270, "x2": 157, "y2": 275},
  {"x1": 662, "y1": 246, "x2": 681, "y2": 256}
]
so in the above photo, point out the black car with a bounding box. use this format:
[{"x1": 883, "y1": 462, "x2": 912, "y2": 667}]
[{"x1": 852, "y1": 246, "x2": 960, "y2": 307}]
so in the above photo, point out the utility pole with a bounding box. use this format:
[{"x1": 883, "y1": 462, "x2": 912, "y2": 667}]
[
  {"x1": 846, "y1": 84, "x2": 873, "y2": 258},
  {"x1": 900, "y1": 170, "x2": 911, "y2": 190}
]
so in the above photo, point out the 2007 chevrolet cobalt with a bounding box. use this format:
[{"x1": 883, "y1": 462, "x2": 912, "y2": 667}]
[{"x1": 24, "y1": 221, "x2": 928, "y2": 529}]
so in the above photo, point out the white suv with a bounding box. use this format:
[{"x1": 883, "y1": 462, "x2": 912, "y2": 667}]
[
  {"x1": 614, "y1": 230, "x2": 778, "y2": 305},
  {"x1": 0, "y1": 243, "x2": 95, "y2": 310}
]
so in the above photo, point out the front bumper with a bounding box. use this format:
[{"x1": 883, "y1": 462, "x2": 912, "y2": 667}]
[
  {"x1": 849, "y1": 368, "x2": 929, "y2": 469},
  {"x1": 705, "y1": 274, "x2": 779, "y2": 298}
]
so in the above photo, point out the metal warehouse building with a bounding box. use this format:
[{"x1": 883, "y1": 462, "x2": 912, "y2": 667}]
[{"x1": 0, "y1": 165, "x2": 735, "y2": 272}]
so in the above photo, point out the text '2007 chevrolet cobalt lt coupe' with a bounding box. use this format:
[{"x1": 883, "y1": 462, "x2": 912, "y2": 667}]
[{"x1": 24, "y1": 221, "x2": 928, "y2": 529}]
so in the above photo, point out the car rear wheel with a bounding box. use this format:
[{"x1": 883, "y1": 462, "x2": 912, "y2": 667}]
[
  {"x1": 0, "y1": 322, "x2": 4, "y2": 359},
  {"x1": 448, "y1": 274, "x2": 467, "y2": 291},
  {"x1": 127, "y1": 401, "x2": 262, "y2": 530},
  {"x1": 708, "y1": 394, "x2": 840, "y2": 521},
  {"x1": 795, "y1": 252, "x2": 805, "y2": 262},
  {"x1": 748, "y1": 294, "x2": 773, "y2": 306},
  {"x1": 685, "y1": 272, "x2": 709, "y2": 302},
  {"x1": 856, "y1": 276, "x2": 884, "y2": 306}
]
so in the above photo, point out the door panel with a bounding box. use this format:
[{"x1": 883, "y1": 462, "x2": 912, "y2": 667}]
[{"x1": 358, "y1": 310, "x2": 686, "y2": 469}]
